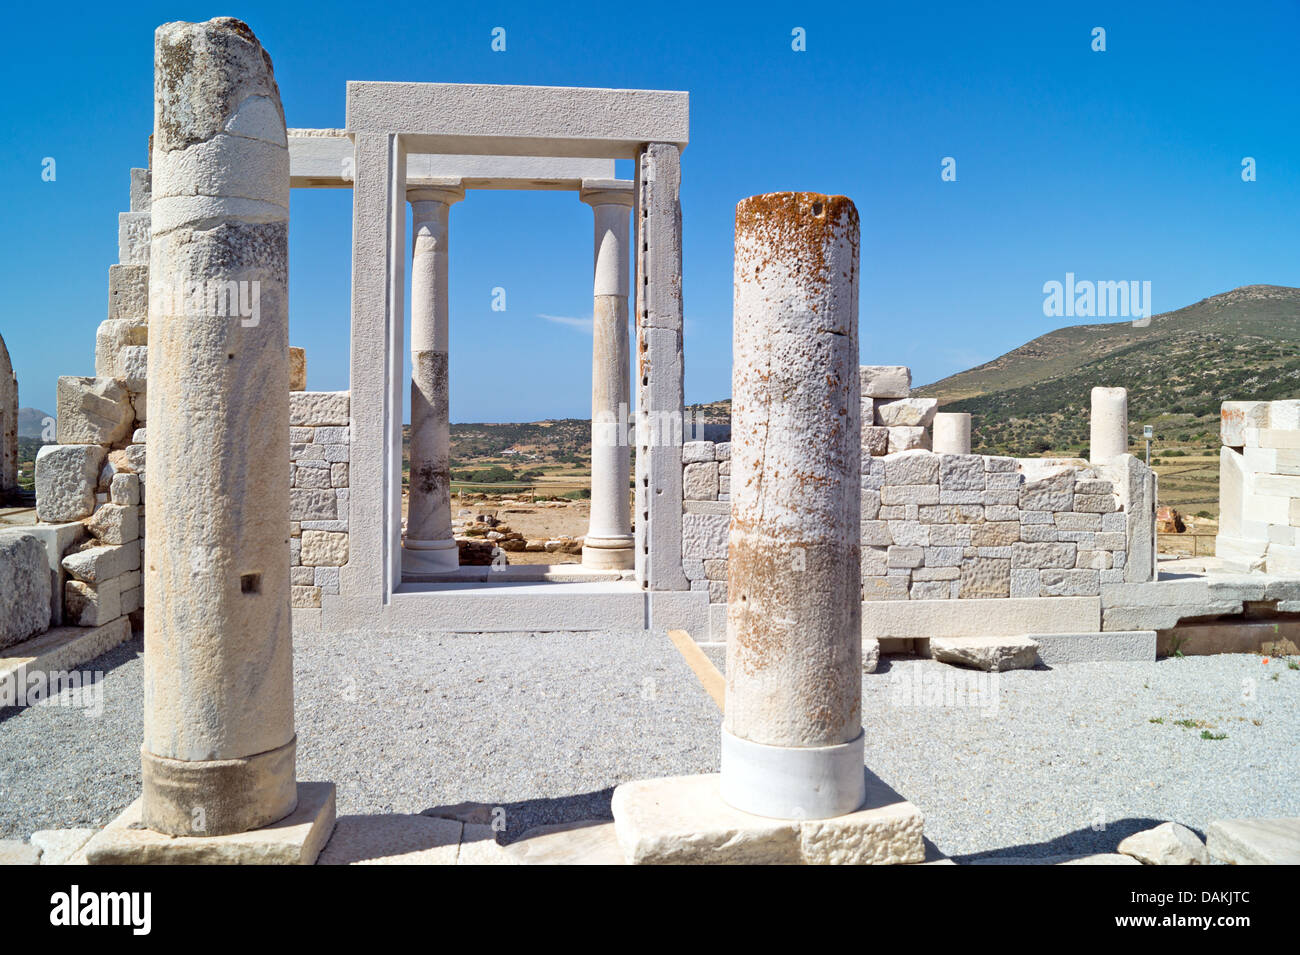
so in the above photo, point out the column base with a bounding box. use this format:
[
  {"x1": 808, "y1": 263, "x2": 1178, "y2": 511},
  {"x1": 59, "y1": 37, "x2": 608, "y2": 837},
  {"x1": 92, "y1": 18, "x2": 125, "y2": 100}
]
[
  {"x1": 581, "y1": 535, "x2": 635, "y2": 570},
  {"x1": 720, "y1": 727, "x2": 866, "y2": 820},
  {"x1": 142, "y1": 736, "x2": 298, "y2": 836},
  {"x1": 612, "y1": 770, "x2": 925, "y2": 864},
  {"x1": 403, "y1": 537, "x2": 459, "y2": 576},
  {"x1": 83, "y1": 781, "x2": 336, "y2": 865}
]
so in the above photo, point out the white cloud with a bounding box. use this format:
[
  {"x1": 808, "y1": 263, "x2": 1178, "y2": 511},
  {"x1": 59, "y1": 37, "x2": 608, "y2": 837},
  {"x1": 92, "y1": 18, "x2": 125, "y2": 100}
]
[{"x1": 538, "y1": 313, "x2": 593, "y2": 333}]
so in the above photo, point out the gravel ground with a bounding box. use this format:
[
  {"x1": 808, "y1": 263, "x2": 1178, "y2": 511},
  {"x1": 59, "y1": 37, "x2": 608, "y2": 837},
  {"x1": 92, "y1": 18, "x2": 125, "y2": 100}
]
[
  {"x1": 4, "y1": 632, "x2": 1296, "y2": 861},
  {"x1": 706, "y1": 645, "x2": 1300, "y2": 861},
  {"x1": 0, "y1": 629, "x2": 721, "y2": 843}
]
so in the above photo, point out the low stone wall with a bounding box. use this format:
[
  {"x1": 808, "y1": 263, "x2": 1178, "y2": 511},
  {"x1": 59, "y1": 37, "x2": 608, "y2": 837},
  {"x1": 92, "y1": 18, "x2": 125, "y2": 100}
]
[
  {"x1": 289, "y1": 391, "x2": 351, "y2": 609},
  {"x1": 860, "y1": 452, "x2": 1142, "y2": 600}
]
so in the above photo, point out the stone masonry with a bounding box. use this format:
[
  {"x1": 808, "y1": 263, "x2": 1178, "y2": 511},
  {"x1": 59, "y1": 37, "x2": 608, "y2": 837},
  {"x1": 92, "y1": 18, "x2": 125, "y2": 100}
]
[
  {"x1": 681, "y1": 366, "x2": 1156, "y2": 606},
  {"x1": 1217, "y1": 399, "x2": 1300, "y2": 573},
  {"x1": 290, "y1": 391, "x2": 352, "y2": 609}
]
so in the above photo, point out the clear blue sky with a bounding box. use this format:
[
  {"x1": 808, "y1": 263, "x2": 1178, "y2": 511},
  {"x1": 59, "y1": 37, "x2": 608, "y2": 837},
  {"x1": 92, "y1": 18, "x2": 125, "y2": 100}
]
[{"x1": 3, "y1": 1, "x2": 1297, "y2": 421}]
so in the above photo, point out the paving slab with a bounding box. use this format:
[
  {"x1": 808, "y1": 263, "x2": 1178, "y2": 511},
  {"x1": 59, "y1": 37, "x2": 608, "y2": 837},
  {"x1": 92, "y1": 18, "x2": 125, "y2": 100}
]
[{"x1": 1207, "y1": 818, "x2": 1300, "y2": 864}]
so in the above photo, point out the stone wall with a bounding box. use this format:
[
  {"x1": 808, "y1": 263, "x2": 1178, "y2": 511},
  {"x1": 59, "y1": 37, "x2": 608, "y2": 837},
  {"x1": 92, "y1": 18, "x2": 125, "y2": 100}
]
[
  {"x1": 678, "y1": 366, "x2": 1157, "y2": 607},
  {"x1": 680, "y1": 438, "x2": 730, "y2": 602},
  {"x1": 860, "y1": 452, "x2": 1137, "y2": 600},
  {"x1": 1217, "y1": 399, "x2": 1300, "y2": 573},
  {"x1": 289, "y1": 391, "x2": 351, "y2": 609}
]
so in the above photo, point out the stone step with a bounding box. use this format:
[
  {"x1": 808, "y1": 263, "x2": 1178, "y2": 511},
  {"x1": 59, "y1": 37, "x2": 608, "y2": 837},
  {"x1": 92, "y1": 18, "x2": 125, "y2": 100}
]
[{"x1": 1207, "y1": 818, "x2": 1300, "y2": 864}]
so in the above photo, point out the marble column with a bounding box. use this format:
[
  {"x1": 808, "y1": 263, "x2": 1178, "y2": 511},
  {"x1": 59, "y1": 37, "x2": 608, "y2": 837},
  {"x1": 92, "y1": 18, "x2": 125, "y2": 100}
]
[
  {"x1": 580, "y1": 182, "x2": 634, "y2": 570},
  {"x1": 932, "y1": 412, "x2": 972, "y2": 454},
  {"x1": 1090, "y1": 386, "x2": 1129, "y2": 464},
  {"x1": 403, "y1": 183, "x2": 464, "y2": 576},
  {"x1": 143, "y1": 16, "x2": 297, "y2": 836},
  {"x1": 723, "y1": 192, "x2": 864, "y2": 820}
]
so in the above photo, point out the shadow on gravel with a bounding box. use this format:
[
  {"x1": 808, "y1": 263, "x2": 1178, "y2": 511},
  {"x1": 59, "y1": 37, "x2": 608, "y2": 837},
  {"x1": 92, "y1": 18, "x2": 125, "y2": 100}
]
[
  {"x1": 951, "y1": 816, "x2": 1178, "y2": 863},
  {"x1": 421, "y1": 787, "x2": 616, "y2": 845},
  {"x1": 0, "y1": 636, "x2": 143, "y2": 727}
]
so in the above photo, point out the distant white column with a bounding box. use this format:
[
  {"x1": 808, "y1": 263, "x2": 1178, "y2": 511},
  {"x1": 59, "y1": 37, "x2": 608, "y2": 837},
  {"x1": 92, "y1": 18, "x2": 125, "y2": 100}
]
[
  {"x1": 403, "y1": 183, "x2": 464, "y2": 576},
  {"x1": 724, "y1": 192, "x2": 865, "y2": 820},
  {"x1": 932, "y1": 412, "x2": 971, "y2": 454},
  {"x1": 1090, "y1": 387, "x2": 1128, "y2": 464},
  {"x1": 580, "y1": 181, "x2": 634, "y2": 570}
]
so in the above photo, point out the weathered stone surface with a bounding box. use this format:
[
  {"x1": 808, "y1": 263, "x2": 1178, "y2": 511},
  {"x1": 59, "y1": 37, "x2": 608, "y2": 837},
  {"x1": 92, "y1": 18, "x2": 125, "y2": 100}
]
[
  {"x1": 1012, "y1": 541, "x2": 1076, "y2": 569},
  {"x1": 56, "y1": 377, "x2": 134, "y2": 446},
  {"x1": 95, "y1": 319, "x2": 149, "y2": 378},
  {"x1": 682, "y1": 461, "x2": 719, "y2": 501},
  {"x1": 0, "y1": 532, "x2": 52, "y2": 649},
  {"x1": 1020, "y1": 471, "x2": 1074, "y2": 512},
  {"x1": 887, "y1": 426, "x2": 930, "y2": 453},
  {"x1": 861, "y1": 426, "x2": 889, "y2": 457},
  {"x1": 931, "y1": 635, "x2": 1039, "y2": 671},
  {"x1": 65, "y1": 578, "x2": 122, "y2": 628},
  {"x1": 300, "y1": 530, "x2": 348, "y2": 567},
  {"x1": 1117, "y1": 822, "x2": 1210, "y2": 865},
  {"x1": 971, "y1": 521, "x2": 1019, "y2": 547},
  {"x1": 612, "y1": 772, "x2": 924, "y2": 865},
  {"x1": 958, "y1": 557, "x2": 1010, "y2": 598},
  {"x1": 681, "y1": 440, "x2": 714, "y2": 464},
  {"x1": 87, "y1": 503, "x2": 139, "y2": 545},
  {"x1": 29, "y1": 829, "x2": 97, "y2": 866},
  {"x1": 108, "y1": 264, "x2": 150, "y2": 321},
  {"x1": 35, "y1": 445, "x2": 105, "y2": 523},
  {"x1": 1206, "y1": 818, "x2": 1300, "y2": 865},
  {"x1": 83, "y1": 783, "x2": 336, "y2": 865},
  {"x1": 862, "y1": 638, "x2": 880, "y2": 673},
  {"x1": 682, "y1": 511, "x2": 728, "y2": 560},
  {"x1": 0, "y1": 841, "x2": 41, "y2": 865},
  {"x1": 289, "y1": 346, "x2": 306, "y2": 390},
  {"x1": 1040, "y1": 568, "x2": 1100, "y2": 596},
  {"x1": 1221, "y1": 401, "x2": 1270, "y2": 447},
  {"x1": 859, "y1": 365, "x2": 911, "y2": 399},
  {"x1": 884, "y1": 450, "x2": 939, "y2": 487},
  {"x1": 109, "y1": 472, "x2": 141, "y2": 507},
  {"x1": 316, "y1": 813, "x2": 462, "y2": 865},
  {"x1": 61, "y1": 542, "x2": 141, "y2": 584},
  {"x1": 874, "y1": 397, "x2": 937, "y2": 428},
  {"x1": 290, "y1": 391, "x2": 349, "y2": 427}
]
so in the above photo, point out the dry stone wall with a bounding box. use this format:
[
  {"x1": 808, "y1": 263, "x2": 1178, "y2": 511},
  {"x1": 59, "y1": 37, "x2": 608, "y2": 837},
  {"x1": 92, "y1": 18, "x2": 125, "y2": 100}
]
[
  {"x1": 290, "y1": 391, "x2": 351, "y2": 609},
  {"x1": 680, "y1": 365, "x2": 1157, "y2": 604}
]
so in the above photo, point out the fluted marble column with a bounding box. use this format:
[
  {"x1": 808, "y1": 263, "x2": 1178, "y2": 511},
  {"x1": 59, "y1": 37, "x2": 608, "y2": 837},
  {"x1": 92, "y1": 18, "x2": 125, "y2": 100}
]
[
  {"x1": 580, "y1": 182, "x2": 634, "y2": 570},
  {"x1": 403, "y1": 183, "x2": 464, "y2": 576}
]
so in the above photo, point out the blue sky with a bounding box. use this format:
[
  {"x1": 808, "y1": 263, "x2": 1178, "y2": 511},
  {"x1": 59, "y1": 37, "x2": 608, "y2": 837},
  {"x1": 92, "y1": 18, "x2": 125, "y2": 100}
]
[{"x1": 3, "y1": 1, "x2": 1298, "y2": 421}]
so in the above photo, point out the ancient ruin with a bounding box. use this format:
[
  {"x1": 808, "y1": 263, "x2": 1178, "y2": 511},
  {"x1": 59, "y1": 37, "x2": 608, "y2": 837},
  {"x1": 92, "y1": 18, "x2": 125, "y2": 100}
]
[{"x1": 1, "y1": 15, "x2": 1296, "y2": 870}]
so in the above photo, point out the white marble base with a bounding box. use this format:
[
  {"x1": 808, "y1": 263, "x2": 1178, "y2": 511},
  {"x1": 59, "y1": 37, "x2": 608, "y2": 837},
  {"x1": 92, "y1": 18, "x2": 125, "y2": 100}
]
[
  {"x1": 402, "y1": 538, "x2": 459, "y2": 576},
  {"x1": 581, "y1": 534, "x2": 635, "y2": 570},
  {"x1": 720, "y1": 727, "x2": 867, "y2": 819}
]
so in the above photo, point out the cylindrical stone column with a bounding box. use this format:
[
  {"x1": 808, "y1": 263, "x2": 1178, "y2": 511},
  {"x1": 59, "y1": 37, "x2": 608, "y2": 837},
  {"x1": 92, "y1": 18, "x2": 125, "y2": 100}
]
[
  {"x1": 403, "y1": 184, "x2": 464, "y2": 576},
  {"x1": 932, "y1": 412, "x2": 972, "y2": 454},
  {"x1": 581, "y1": 183, "x2": 634, "y2": 570},
  {"x1": 724, "y1": 193, "x2": 864, "y2": 820},
  {"x1": 1090, "y1": 386, "x2": 1129, "y2": 463},
  {"x1": 144, "y1": 17, "x2": 296, "y2": 835}
]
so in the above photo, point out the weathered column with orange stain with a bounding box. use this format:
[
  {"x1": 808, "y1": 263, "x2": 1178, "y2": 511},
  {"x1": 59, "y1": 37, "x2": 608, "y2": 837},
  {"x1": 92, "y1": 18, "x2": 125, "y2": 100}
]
[{"x1": 722, "y1": 192, "x2": 865, "y2": 820}]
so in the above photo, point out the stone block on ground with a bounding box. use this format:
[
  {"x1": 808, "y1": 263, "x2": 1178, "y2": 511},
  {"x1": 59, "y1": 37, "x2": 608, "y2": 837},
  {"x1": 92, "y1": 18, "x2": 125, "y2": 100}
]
[
  {"x1": 612, "y1": 771, "x2": 925, "y2": 865},
  {"x1": 0, "y1": 532, "x2": 52, "y2": 650},
  {"x1": 83, "y1": 782, "x2": 337, "y2": 865},
  {"x1": 1206, "y1": 818, "x2": 1300, "y2": 865},
  {"x1": 930, "y1": 635, "x2": 1039, "y2": 671},
  {"x1": 1117, "y1": 822, "x2": 1209, "y2": 865}
]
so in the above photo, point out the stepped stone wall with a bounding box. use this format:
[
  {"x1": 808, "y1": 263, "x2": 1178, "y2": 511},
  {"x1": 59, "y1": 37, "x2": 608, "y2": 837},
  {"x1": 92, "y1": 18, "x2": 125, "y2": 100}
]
[{"x1": 1217, "y1": 399, "x2": 1300, "y2": 573}]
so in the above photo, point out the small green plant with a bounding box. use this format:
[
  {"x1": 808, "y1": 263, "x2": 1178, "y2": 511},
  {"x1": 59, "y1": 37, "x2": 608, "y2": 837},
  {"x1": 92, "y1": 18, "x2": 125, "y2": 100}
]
[
  {"x1": 1173, "y1": 718, "x2": 1199, "y2": 729},
  {"x1": 1148, "y1": 717, "x2": 1164, "y2": 724},
  {"x1": 1289, "y1": 660, "x2": 1299, "y2": 671},
  {"x1": 1200, "y1": 730, "x2": 1227, "y2": 741}
]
